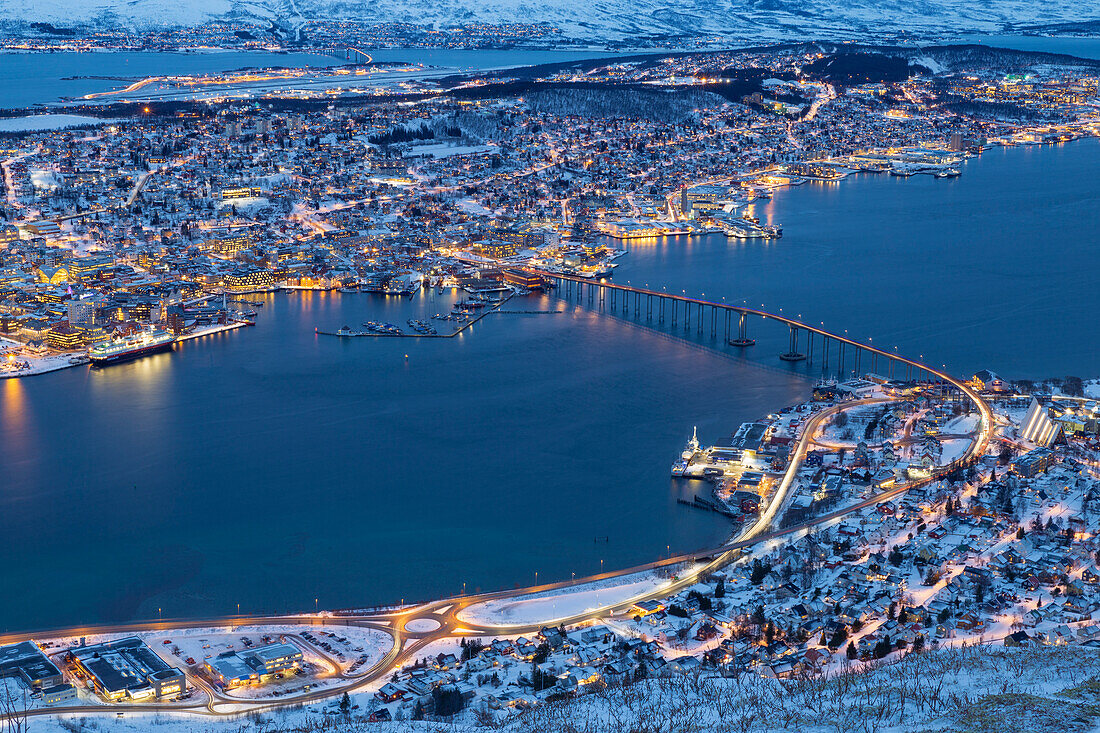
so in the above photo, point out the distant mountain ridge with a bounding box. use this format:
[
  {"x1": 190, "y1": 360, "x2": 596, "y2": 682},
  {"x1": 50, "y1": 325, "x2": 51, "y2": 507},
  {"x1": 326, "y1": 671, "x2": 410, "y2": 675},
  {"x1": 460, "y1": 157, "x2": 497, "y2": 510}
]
[{"x1": 4, "y1": 0, "x2": 1098, "y2": 42}]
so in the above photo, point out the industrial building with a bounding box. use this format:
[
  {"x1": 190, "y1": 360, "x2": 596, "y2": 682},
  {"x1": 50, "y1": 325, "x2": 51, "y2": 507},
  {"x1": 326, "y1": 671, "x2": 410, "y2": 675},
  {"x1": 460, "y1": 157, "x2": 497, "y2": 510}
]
[
  {"x1": 66, "y1": 637, "x2": 185, "y2": 702},
  {"x1": 204, "y1": 641, "x2": 303, "y2": 689},
  {"x1": 0, "y1": 641, "x2": 65, "y2": 690}
]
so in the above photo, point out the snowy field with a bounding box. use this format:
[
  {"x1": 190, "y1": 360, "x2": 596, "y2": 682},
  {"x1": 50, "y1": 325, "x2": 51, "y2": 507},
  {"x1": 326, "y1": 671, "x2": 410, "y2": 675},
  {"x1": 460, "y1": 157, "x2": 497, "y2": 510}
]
[
  {"x1": 456, "y1": 570, "x2": 692, "y2": 626},
  {"x1": 30, "y1": 623, "x2": 393, "y2": 703},
  {"x1": 0, "y1": 349, "x2": 84, "y2": 379},
  {"x1": 0, "y1": 114, "x2": 116, "y2": 132},
  {"x1": 18, "y1": 643, "x2": 1100, "y2": 733},
  {"x1": 409, "y1": 143, "x2": 499, "y2": 159}
]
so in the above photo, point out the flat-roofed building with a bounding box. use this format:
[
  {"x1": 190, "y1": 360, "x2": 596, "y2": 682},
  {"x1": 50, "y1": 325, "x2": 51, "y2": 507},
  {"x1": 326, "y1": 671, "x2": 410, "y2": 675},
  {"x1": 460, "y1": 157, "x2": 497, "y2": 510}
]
[
  {"x1": 42, "y1": 684, "x2": 77, "y2": 704},
  {"x1": 0, "y1": 641, "x2": 64, "y2": 690},
  {"x1": 205, "y1": 641, "x2": 303, "y2": 689},
  {"x1": 67, "y1": 637, "x2": 185, "y2": 702}
]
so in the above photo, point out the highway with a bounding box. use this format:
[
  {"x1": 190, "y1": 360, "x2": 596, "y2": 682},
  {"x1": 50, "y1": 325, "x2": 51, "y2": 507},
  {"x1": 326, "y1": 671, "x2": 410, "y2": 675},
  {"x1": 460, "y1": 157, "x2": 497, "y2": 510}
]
[{"x1": 0, "y1": 283, "x2": 994, "y2": 724}]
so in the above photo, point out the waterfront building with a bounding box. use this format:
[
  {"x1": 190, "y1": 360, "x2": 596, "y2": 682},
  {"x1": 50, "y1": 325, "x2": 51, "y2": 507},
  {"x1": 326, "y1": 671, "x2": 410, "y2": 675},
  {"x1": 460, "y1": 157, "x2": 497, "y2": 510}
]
[
  {"x1": 502, "y1": 269, "x2": 545, "y2": 289},
  {"x1": 204, "y1": 641, "x2": 303, "y2": 689},
  {"x1": 46, "y1": 322, "x2": 83, "y2": 350},
  {"x1": 223, "y1": 267, "x2": 276, "y2": 292},
  {"x1": 66, "y1": 637, "x2": 186, "y2": 702},
  {"x1": 0, "y1": 641, "x2": 64, "y2": 690}
]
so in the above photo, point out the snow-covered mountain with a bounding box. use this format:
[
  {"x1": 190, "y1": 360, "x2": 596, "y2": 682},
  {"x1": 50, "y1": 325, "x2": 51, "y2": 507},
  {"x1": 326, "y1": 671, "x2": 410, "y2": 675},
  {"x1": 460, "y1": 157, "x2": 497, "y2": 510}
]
[{"x1": 4, "y1": 0, "x2": 1097, "y2": 42}]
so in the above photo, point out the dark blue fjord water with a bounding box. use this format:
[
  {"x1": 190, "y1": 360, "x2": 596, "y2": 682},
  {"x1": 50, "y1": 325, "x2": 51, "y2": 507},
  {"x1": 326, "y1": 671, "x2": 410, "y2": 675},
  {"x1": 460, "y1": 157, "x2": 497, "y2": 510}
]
[
  {"x1": 614, "y1": 136, "x2": 1100, "y2": 380},
  {"x1": 1, "y1": 129, "x2": 1099, "y2": 633},
  {"x1": 0, "y1": 48, "x2": 619, "y2": 109},
  {"x1": 0, "y1": 292, "x2": 799, "y2": 631}
]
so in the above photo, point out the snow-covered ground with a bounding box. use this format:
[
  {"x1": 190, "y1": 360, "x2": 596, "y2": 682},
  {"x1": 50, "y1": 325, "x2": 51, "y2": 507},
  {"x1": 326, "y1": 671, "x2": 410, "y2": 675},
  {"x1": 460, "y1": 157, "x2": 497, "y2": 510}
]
[
  {"x1": 943, "y1": 413, "x2": 981, "y2": 434},
  {"x1": 18, "y1": 644, "x2": 1100, "y2": 733},
  {"x1": 3, "y1": 0, "x2": 1098, "y2": 45},
  {"x1": 456, "y1": 570, "x2": 689, "y2": 626},
  {"x1": 939, "y1": 437, "x2": 974, "y2": 464},
  {"x1": 409, "y1": 143, "x2": 499, "y2": 159},
  {"x1": 0, "y1": 346, "x2": 85, "y2": 379},
  {"x1": 176, "y1": 321, "x2": 248, "y2": 341},
  {"x1": 0, "y1": 115, "x2": 117, "y2": 132}
]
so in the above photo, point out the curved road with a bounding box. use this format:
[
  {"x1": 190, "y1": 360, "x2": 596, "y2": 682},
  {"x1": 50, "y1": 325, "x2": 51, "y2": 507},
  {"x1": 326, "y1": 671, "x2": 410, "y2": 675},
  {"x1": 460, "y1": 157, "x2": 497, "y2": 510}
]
[{"x1": 0, "y1": 294, "x2": 994, "y2": 723}]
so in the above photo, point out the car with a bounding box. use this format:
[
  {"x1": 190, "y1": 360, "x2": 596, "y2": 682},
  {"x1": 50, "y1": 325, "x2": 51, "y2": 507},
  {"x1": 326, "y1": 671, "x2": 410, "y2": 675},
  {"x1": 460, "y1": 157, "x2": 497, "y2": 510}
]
[
  {"x1": 186, "y1": 657, "x2": 196, "y2": 665},
  {"x1": 163, "y1": 640, "x2": 172, "y2": 645}
]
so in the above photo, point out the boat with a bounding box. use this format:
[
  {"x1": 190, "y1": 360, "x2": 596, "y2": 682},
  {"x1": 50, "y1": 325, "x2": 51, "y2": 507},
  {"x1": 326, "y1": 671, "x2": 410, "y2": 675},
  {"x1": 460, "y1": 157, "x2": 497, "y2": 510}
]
[
  {"x1": 407, "y1": 319, "x2": 437, "y2": 335},
  {"x1": 89, "y1": 329, "x2": 176, "y2": 365},
  {"x1": 336, "y1": 326, "x2": 370, "y2": 336}
]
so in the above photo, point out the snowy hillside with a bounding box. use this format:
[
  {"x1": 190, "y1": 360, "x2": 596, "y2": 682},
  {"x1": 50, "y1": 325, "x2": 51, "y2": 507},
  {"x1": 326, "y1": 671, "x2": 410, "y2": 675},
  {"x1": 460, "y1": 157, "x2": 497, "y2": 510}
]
[{"x1": 3, "y1": 0, "x2": 1098, "y2": 42}]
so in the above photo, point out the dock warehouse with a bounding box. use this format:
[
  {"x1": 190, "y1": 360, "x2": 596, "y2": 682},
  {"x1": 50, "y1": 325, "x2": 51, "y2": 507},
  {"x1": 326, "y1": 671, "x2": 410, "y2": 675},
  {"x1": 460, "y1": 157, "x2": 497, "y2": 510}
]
[{"x1": 66, "y1": 637, "x2": 185, "y2": 701}]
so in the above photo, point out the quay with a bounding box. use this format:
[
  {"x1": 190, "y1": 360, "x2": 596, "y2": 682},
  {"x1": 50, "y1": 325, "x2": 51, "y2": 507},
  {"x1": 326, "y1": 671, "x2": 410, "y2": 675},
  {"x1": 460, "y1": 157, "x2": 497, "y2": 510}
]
[{"x1": 316, "y1": 294, "x2": 521, "y2": 339}]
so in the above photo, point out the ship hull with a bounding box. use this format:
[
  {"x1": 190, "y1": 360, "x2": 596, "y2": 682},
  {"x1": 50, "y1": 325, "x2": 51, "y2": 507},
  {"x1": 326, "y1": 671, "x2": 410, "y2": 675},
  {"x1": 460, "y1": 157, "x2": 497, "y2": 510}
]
[{"x1": 89, "y1": 341, "x2": 175, "y2": 366}]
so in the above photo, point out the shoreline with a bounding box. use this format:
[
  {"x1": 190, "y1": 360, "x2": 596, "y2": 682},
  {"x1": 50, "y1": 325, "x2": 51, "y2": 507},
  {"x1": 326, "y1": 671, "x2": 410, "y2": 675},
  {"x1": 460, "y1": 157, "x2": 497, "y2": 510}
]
[{"x1": 0, "y1": 321, "x2": 249, "y2": 379}]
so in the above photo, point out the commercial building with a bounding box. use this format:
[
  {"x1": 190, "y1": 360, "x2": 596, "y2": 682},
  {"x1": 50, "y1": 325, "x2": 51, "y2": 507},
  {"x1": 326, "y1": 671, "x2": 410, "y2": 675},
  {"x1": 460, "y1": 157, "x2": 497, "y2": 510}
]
[
  {"x1": 67, "y1": 637, "x2": 186, "y2": 702},
  {"x1": 46, "y1": 322, "x2": 84, "y2": 350},
  {"x1": 470, "y1": 240, "x2": 518, "y2": 259},
  {"x1": 204, "y1": 641, "x2": 303, "y2": 689},
  {"x1": 67, "y1": 298, "x2": 96, "y2": 326},
  {"x1": 0, "y1": 641, "x2": 64, "y2": 690},
  {"x1": 1012, "y1": 448, "x2": 1054, "y2": 478},
  {"x1": 221, "y1": 186, "x2": 264, "y2": 200},
  {"x1": 223, "y1": 267, "x2": 275, "y2": 292},
  {"x1": 502, "y1": 269, "x2": 545, "y2": 289},
  {"x1": 729, "y1": 422, "x2": 769, "y2": 460}
]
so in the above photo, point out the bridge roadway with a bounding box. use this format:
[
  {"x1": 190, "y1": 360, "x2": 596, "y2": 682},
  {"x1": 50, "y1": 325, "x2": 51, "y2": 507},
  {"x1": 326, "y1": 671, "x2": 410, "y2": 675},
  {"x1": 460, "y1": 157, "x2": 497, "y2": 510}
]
[
  {"x1": 533, "y1": 270, "x2": 949, "y2": 380},
  {"x1": 0, "y1": 288, "x2": 994, "y2": 722}
]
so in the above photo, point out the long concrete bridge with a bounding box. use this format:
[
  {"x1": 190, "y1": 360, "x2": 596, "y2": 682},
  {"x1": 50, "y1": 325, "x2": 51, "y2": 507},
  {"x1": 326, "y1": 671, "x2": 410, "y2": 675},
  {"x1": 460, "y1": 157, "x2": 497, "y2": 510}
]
[
  {"x1": 0, "y1": 270, "x2": 996, "y2": 725},
  {"x1": 532, "y1": 269, "x2": 945, "y2": 383}
]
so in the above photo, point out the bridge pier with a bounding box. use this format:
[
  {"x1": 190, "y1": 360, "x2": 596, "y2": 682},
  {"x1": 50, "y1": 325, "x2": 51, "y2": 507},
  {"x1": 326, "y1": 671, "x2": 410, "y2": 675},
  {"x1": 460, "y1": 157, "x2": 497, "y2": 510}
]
[
  {"x1": 808, "y1": 332, "x2": 814, "y2": 364},
  {"x1": 780, "y1": 324, "x2": 806, "y2": 361},
  {"x1": 710, "y1": 306, "x2": 717, "y2": 338},
  {"x1": 729, "y1": 311, "x2": 755, "y2": 347},
  {"x1": 647, "y1": 295, "x2": 652, "y2": 320},
  {"x1": 839, "y1": 343, "x2": 845, "y2": 375},
  {"x1": 659, "y1": 297, "x2": 665, "y2": 323},
  {"x1": 822, "y1": 336, "x2": 829, "y2": 369},
  {"x1": 724, "y1": 310, "x2": 731, "y2": 341},
  {"x1": 671, "y1": 300, "x2": 677, "y2": 327},
  {"x1": 855, "y1": 347, "x2": 861, "y2": 375}
]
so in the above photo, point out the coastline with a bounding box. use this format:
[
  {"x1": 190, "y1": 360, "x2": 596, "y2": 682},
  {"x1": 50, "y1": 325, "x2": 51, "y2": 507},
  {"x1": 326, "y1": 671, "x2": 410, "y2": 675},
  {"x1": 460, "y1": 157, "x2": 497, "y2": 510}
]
[{"x1": 0, "y1": 321, "x2": 249, "y2": 379}]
